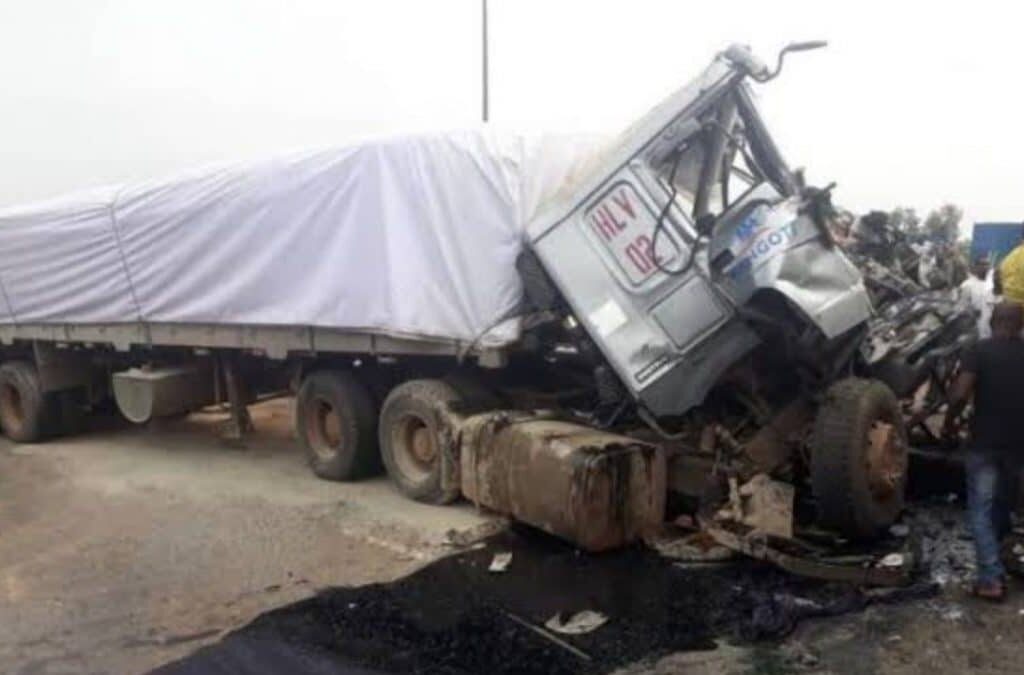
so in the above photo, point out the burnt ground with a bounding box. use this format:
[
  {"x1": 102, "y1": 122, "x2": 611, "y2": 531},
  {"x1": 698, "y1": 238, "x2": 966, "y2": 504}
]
[{"x1": 151, "y1": 525, "x2": 936, "y2": 675}]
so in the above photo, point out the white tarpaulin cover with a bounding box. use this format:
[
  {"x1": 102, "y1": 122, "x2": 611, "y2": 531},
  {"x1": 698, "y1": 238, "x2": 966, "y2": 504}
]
[{"x1": 0, "y1": 131, "x2": 600, "y2": 346}]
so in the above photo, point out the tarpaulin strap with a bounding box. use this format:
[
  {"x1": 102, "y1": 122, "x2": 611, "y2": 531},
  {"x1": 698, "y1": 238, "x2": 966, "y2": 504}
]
[
  {"x1": 0, "y1": 271, "x2": 16, "y2": 325},
  {"x1": 107, "y1": 188, "x2": 145, "y2": 323}
]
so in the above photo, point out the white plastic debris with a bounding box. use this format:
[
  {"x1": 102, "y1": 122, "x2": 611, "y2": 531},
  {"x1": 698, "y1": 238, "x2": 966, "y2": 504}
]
[
  {"x1": 889, "y1": 524, "x2": 910, "y2": 537},
  {"x1": 544, "y1": 610, "x2": 609, "y2": 635},
  {"x1": 488, "y1": 552, "x2": 513, "y2": 573},
  {"x1": 878, "y1": 553, "x2": 905, "y2": 568},
  {"x1": 941, "y1": 606, "x2": 964, "y2": 622}
]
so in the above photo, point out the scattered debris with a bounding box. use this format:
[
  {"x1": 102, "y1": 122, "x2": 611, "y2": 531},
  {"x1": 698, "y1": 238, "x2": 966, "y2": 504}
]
[
  {"x1": 878, "y1": 553, "x2": 906, "y2": 568},
  {"x1": 716, "y1": 474, "x2": 795, "y2": 539},
  {"x1": 649, "y1": 531, "x2": 736, "y2": 563},
  {"x1": 544, "y1": 610, "x2": 608, "y2": 635},
  {"x1": 504, "y1": 610, "x2": 592, "y2": 661},
  {"x1": 702, "y1": 519, "x2": 914, "y2": 587},
  {"x1": 889, "y1": 524, "x2": 910, "y2": 538},
  {"x1": 488, "y1": 552, "x2": 513, "y2": 573},
  {"x1": 910, "y1": 501, "x2": 976, "y2": 587},
  {"x1": 673, "y1": 514, "x2": 697, "y2": 530},
  {"x1": 780, "y1": 640, "x2": 820, "y2": 668},
  {"x1": 444, "y1": 519, "x2": 509, "y2": 548}
]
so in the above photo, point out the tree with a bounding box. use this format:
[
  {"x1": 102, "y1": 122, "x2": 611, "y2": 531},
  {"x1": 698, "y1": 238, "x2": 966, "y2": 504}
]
[
  {"x1": 889, "y1": 206, "x2": 920, "y2": 236},
  {"x1": 923, "y1": 203, "x2": 963, "y2": 243}
]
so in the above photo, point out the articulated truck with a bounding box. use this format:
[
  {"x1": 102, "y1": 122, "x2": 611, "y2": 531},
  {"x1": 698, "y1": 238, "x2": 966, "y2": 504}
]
[{"x1": 1, "y1": 45, "x2": 948, "y2": 550}]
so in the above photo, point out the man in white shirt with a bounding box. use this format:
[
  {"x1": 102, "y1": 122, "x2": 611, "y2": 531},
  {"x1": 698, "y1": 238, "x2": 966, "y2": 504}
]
[{"x1": 960, "y1": 258, "x2": 998, "y2": 338}]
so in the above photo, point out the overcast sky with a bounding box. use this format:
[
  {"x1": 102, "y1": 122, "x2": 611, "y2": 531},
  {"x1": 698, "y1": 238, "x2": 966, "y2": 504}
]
[{"x1": 0, "y1": 0, "x2": 1018, "y2": 233}]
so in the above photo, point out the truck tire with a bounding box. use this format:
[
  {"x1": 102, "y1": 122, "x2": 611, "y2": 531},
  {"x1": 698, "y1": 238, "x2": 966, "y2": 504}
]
[
  {"x1": 379, "y1": 379, "x2": 462, "y2": 504},
  {"x1": 810, "y1": 378, "x2": 908, "y2": 539},
  {"x1": 295, "y1": 370, "x2": 379, "y2": 481},
  {"x1": 0, "y1": 361, "x2": 57, "y2": 442}
]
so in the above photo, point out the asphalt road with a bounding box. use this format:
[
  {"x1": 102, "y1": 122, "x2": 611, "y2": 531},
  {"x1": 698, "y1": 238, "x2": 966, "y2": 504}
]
[
  {"x1": 0, "y1": 399, "x2": 495, "y2": 674},
  {"x1": 6, "y1": 400, "x2": 1024, "y2": 675}
]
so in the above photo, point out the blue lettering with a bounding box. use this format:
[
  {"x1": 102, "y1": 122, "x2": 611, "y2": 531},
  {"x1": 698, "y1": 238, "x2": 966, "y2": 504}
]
[{"x1": 739, "y1": 217, "x2": 799, "y2": 267}]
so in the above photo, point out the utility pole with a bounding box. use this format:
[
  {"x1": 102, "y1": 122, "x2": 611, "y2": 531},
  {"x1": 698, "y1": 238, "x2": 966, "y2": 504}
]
[{"x1": 482, "y1": 0, "x2": 489, "y2": 122}]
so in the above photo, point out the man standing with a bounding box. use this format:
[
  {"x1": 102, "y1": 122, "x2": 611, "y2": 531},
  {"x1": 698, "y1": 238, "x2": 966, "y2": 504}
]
[
  {"x1": 959, "y1": 258, "x2": 997, "y2": 338},
  {"x1": 944, "y1": 302, "x2": 1024, "y2": 600}
]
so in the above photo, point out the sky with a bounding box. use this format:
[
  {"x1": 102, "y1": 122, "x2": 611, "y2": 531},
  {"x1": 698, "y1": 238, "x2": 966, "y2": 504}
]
[{"x1": 0, "y1": 0, "x2": 1020, "y2": 234}]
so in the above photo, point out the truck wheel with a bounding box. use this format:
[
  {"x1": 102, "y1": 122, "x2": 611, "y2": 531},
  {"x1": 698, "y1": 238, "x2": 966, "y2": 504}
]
[
  {"x1": 296, "y1": 370, "x2": 379, "y2": 481},
  {"x1": 0, "y1": 361, "x2": 56, "y2": 442},
  {"x1": 379, "y1": 379, "x2": 462, "y2": 504},
  {"x1": 810, "y1": 378, "x2": 908, "y2": 539}
]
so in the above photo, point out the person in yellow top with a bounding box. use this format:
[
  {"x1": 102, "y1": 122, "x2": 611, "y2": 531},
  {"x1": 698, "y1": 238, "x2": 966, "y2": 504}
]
[{"x1": 997, "y1": 224, "x2": 1024, "y2": 304}]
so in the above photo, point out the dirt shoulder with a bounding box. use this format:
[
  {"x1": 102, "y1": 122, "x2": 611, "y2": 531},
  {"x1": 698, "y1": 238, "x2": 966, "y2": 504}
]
[{"x1": 0, "y1": 401, "x2": 495, "y2": 674}]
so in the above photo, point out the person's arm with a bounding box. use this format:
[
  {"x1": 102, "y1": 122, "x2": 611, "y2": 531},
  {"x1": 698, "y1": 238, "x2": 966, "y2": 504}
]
[
  {"x1": 994, "y1": 266, "x2": 1003, "y2": 296},
  {"x1": 942, "y1": 371, "x2": 976, "y2": 439},
  {"x1": 942, "y1": 347, "x2": 978, "y2": 440}
]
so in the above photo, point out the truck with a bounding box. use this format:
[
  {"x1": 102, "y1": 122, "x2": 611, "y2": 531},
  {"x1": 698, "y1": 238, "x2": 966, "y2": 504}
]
[
  {"x1": 971, "y1": 222, "x2": 1021, "y2": 266},
  {"x1": 0, "y1": 44, "x2": 943, "y2": 551}
]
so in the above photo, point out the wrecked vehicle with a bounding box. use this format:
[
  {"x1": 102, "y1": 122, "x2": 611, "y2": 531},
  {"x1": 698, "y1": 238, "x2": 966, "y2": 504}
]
[
  {"x1": 0, "y1": 43, "x2": 946, "y2": 555},
  {"x1": 513, "y1": 41, "x2": 912, "y2": 544},
  {"x1": 846, "y1": 218, "x2": 977, "y2": 445}
]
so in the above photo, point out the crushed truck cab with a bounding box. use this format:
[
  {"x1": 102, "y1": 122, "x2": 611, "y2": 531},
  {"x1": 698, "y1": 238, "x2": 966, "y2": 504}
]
[
  {"x1": 525, "y1": 46, "x2": 872, "y2": 421},
  {"x1": 506, "y1": 44, "x2": 916, "y2": 546}
]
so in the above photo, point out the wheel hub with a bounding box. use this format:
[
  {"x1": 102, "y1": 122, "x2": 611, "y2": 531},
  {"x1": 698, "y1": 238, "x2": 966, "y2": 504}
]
[
  {"x1": 409, "y1": 423, "x2": 436, "y2": 464},
  {"x1": 307, "y1": 398, "x2": 343, "y2": 459},
  {"x1": 866, "y1": 421, "x2": 906, "y2": 498}
]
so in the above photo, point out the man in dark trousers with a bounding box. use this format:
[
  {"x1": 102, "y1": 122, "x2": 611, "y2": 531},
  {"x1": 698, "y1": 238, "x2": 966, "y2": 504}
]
[{"x1": 943, "y1": 301, "x2": 1024, "y2": 600}]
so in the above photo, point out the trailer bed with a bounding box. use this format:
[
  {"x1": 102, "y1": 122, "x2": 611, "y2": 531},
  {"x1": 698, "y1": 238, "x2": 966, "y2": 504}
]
[{"x1": 0, "y1": 321, "x2": 506, "y2": 361}]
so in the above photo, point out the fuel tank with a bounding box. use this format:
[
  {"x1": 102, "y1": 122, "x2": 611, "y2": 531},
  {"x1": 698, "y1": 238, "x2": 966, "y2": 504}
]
[
  {"x1": 459, "y1": 412, "x2": 666, "y2": 551},
  {"x1": 112, "y1": 364, "x2": 215, "y2": 424}
]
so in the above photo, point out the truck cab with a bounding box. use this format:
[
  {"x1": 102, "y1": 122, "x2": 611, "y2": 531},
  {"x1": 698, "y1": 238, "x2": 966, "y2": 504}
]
[
  {"x1": 525, "y1": 45, "x2": 872, "y2": 423},
  {"x1": 516, "y1": 45, "x2": 907, "y2": 541}
]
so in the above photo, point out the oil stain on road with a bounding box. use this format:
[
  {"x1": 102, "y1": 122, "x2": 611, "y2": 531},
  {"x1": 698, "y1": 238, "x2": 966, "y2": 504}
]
[{"x1": 152, "y1": 527, "x2": 932, "y2": 675}]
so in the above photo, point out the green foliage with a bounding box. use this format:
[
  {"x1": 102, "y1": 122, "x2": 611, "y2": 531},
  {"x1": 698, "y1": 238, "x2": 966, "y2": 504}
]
[
  {"x1": 888, "y1": 206, "x2": 920, "y2": 235},
  {"x1": 923, "y1": 203, "x2": 963, "y2": 243}
]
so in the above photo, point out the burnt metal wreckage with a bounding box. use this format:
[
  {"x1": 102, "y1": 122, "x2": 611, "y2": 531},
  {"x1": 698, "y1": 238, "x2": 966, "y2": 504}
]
[{"x1": 0, "y1": 43, "x2": 978, "y2": 585}]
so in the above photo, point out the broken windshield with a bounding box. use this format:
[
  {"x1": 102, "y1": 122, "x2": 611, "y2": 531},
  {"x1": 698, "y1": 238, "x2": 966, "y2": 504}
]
[{"x1": 655, "y1": 88, "x2": 795, "y2": 225}]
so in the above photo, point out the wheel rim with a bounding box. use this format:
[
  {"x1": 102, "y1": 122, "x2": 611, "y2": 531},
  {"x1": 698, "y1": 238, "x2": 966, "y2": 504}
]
[
  {"x1": 865, "y1": 420, "x2": 907, "y2": 499},
  {"x1": 0, "y1": 382, "x2": 24, "y2": 432},
  {"x1": 305, "y1": 397, "x2": 343, "y2": 460},
  {"x1": 392, "y1": 414, "x2": 436, "y2": 481}
]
